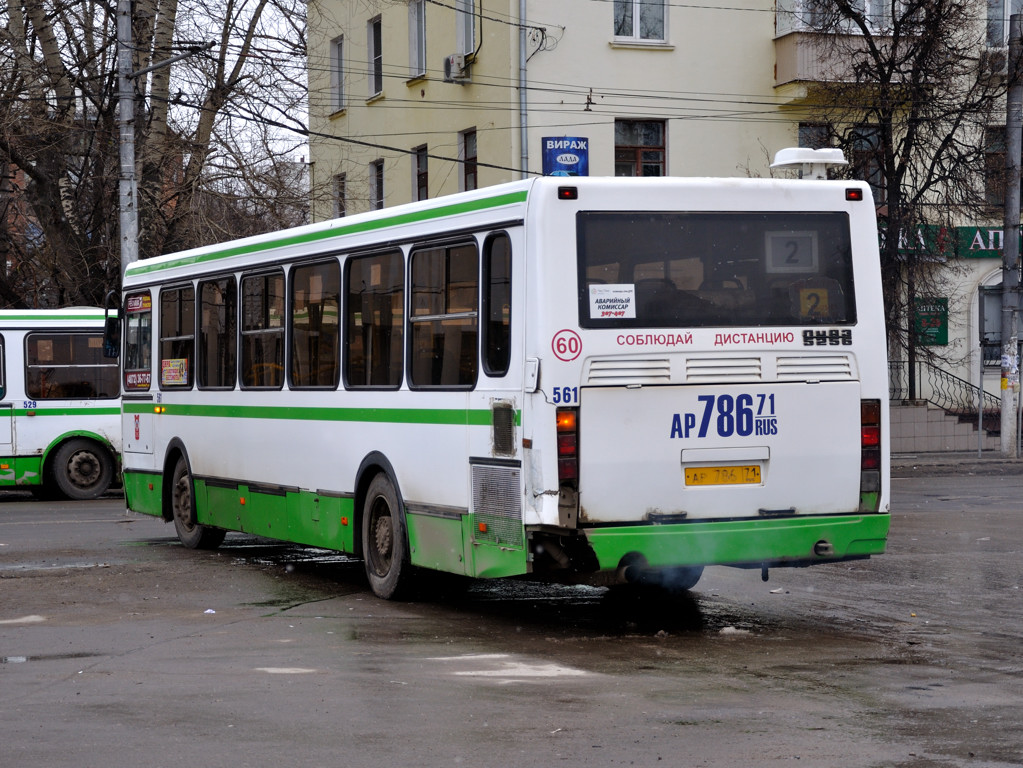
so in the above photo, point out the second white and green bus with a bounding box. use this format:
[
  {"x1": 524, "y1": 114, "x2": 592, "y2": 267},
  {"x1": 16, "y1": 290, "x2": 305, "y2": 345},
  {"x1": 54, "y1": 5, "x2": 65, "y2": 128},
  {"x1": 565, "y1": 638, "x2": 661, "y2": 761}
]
[
  {"x1": 116, "y1": 155, "x2": 890, "y2": 599},
  {"x1": 0, "y1": 309, "x2": 121, "y2": 499}
]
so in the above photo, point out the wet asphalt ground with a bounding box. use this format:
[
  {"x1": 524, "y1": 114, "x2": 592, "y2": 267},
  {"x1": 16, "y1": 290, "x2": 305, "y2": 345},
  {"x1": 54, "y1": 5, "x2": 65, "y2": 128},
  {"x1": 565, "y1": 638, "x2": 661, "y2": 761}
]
[{"x1": 1, "y1": 459, "x2": 1022, "y2": 768}]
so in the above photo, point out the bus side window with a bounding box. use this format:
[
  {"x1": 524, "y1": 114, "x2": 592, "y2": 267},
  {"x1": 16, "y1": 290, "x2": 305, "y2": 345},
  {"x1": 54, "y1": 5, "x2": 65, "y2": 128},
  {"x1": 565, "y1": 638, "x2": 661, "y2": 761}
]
[
  {"x1": 24, "y1": 333, "x2": 118, "y2": 400},
  {"x1": 159, "y1": 285, "x2": 196, "y2": 389},
  {"x1": 482, "y1": 232, "x2": 511, "y2": 377},
  {"x1": 240, "y1": 272, "x2": 285, "y2": 389},
  {"x1": 344, "y1": 251, "x2": 404, "y2": 388},
  {"x1": 409, "y1": 242, "x2": 478, "y2": 389}
]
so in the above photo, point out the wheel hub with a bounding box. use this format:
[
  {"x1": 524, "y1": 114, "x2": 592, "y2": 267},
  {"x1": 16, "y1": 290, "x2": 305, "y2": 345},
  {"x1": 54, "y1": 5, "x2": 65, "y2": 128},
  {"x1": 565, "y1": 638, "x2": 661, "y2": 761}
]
[{"x1": 67, "y1": 451, "x2": 100, "y2": 488}]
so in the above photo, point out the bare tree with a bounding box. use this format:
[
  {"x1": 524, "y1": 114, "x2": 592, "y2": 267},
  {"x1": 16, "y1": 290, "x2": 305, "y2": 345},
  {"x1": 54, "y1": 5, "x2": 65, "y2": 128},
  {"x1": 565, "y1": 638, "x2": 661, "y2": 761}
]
[
  {"x1": 0, "y1": 0, "x2": 308, "y2": 308},
  {"x1": 778, "y1": 0, "x2": 1008, "y2": 366}
]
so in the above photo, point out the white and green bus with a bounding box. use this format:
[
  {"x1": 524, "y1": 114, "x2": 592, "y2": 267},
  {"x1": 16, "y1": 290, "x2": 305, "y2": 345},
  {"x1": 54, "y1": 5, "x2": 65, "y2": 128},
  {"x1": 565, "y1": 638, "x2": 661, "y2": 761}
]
[
  {"x1": 0, "y1": 309, "x2": 121, "y2": 499},
  {"x1": 116, "y1": 152, "x2": 890, "y2": 599}
]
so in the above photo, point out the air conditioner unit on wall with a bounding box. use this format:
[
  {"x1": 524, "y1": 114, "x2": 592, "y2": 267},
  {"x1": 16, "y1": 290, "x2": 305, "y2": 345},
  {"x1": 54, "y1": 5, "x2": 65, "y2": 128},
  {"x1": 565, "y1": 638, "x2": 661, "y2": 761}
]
[
  {"x1": 982, "y1": 47, "x2": 1009, "y2": 77},
  {"x1": 443, "y1": 53, "x2": 469, "y2": 83}
]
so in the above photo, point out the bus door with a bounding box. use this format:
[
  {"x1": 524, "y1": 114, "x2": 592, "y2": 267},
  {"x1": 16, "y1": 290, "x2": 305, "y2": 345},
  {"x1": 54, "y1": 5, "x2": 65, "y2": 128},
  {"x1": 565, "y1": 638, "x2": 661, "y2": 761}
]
[{"x1": 0, "y1": 336, "x2": 13, "y2": 481}]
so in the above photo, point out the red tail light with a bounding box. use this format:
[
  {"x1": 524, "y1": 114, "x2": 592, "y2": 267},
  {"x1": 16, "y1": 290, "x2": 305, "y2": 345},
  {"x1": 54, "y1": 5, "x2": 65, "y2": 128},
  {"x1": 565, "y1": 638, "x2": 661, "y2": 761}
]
[
  {"x1": 860, "y1": 399, "x2": 882, "y2": 509},
  {"x1": 556, "y1": 408, "x2": 578, "y2": 486}
]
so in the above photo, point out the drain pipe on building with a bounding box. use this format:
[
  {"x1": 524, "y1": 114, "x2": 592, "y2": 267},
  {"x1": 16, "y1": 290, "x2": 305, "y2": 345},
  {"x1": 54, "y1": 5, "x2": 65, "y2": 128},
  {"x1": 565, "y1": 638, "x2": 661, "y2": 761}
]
[
  {"x1": 519, "y1": 0, "x2": 529, "y2": 179},
  {"x1": 1001, "y1": 14, "x2": 1022, "y2": 457}
]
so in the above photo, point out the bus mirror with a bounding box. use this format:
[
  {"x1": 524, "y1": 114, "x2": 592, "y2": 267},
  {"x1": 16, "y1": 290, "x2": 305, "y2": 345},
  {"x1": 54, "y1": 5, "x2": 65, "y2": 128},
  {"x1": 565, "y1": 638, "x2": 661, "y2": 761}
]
[
  {"x1": 103, "y1": 290, "x2": 121, "y2": 359},
  {"x1": 103, "y1": 316, "x2": 120, "y2": 359}
]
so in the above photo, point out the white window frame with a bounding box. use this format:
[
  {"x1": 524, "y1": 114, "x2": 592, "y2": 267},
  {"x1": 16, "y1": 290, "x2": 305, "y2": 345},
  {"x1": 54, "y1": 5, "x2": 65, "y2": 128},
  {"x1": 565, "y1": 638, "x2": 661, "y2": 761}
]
[
  {"x1": 409, "y1": 0, "x2": 427, "y2": 78},
  {"x1": 370, "y1": 160, "x2": 384, "y2": 210},
  {"x1": 459, "y1": 129, "x2": 477, "y2": 192},
  {"x1": 988, "y1": 0, "x2": 1023, "y2": 46},
  {"x1": 330, "y1": 35, "x2": 345, "y2": 112},
  {"x1": 333, "y1": 173, "x2": 346, "y2": 218},
  {"x1": 456, "y1": 0, "x2": 475, "y2": 57},
  {"x1": 413, "y1": 145, "x2": 428, "y2": 201},
  {"x1": 368, "y1": 16, "x2": 383, "y2": 97},
  {"x1": 613, "y1": 0, "x2": 667, "y2": 43}
]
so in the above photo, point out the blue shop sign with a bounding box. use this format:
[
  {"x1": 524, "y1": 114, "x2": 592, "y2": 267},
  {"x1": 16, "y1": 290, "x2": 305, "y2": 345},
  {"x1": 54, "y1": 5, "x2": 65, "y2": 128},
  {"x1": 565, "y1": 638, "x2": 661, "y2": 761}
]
[{"x1": 542, "y1": 137, "x2": 589, "y2": 176}]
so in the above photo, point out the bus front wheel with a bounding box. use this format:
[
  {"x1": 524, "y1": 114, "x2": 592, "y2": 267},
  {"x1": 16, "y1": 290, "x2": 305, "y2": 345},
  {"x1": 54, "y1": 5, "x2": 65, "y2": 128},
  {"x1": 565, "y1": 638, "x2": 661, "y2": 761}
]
[
  {"x1": 52, "y1": 438, "x2": 114, "y2": 500},
  {"x1": 170, "y1": 457, "x2": 225, "y2": 550},
  {"x1": 362, "y1": 474, "x2": 411, "y2": 600}
]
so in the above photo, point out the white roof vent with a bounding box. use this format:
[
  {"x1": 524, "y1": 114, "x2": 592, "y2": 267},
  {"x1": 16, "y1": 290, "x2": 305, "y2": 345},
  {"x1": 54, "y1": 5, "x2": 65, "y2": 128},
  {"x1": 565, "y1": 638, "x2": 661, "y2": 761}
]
[{"x1": 771, "y1": 147, "x2": 848, "y2": 180}]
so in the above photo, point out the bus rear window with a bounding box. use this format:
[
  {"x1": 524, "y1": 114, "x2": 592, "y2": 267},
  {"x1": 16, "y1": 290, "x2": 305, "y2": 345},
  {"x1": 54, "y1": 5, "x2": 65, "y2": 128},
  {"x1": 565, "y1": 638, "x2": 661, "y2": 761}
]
[{"x1": 576, "y1": 211, "x2": 856, "y2": 329}]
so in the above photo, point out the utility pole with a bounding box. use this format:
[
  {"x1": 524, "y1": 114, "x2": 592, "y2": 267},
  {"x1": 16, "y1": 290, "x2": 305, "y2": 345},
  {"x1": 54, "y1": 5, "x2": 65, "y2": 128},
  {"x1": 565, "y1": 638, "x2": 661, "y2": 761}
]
[
  {"x1": 1001, "y1": 14, "x2": 1023, "y2": 457},
  {"x1": 116, "y1": 0, "x2": 138, "y2": 282}
]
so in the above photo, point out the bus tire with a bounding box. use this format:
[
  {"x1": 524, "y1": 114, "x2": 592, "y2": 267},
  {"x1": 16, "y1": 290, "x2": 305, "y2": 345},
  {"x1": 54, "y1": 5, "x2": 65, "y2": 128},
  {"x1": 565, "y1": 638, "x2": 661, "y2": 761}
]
[
  {"x1": 362, "y1": 474, "x2": 411, "y2": 600},
  {"x1": 52, "y1": 438, "x2": 114, "y2": 500},
  {"x1": 170, "y1": 456, "x2": 226, "y2": 550},
  {"x1": 662, "y1": 565, "x2": 704, "y2": 592}
]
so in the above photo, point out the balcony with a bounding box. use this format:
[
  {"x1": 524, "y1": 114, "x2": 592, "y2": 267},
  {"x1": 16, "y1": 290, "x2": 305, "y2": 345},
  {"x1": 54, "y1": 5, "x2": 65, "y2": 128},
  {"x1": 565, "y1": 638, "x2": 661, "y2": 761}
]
[{"x1": 774, "y1": 3, "x2": 896, "y2": 100}]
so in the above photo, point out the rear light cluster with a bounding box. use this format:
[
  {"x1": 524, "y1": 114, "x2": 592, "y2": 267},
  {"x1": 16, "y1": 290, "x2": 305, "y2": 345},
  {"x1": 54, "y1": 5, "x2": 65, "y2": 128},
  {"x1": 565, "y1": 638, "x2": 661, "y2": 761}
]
[
  {"x1": 556, "y1": 408, "x2": 578, "y2": 487},
  {"x1": 859, "y1": 399, "x2": 882, "y2": 511}
]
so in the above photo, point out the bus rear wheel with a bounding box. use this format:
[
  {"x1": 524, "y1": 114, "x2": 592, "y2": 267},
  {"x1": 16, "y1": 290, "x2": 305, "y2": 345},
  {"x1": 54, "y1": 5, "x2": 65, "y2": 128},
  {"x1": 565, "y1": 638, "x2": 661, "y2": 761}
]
[
  {"x1": 52, "y1": 439, "x2": 114, "y2": 500},
  {"x1": 362, "y1": 474, "x2": 411, "y2": 600},
  {"x1": 170, "y1": 457, "x2": 225, "y2": 550}
]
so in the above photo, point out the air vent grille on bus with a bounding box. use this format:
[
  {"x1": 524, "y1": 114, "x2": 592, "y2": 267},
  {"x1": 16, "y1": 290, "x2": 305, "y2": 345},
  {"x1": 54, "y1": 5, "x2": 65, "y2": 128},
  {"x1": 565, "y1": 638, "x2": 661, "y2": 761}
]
[
  {"x1": 776, "y1": 354, "x2": 855, "y2": 381},
  {"x1": 685, "y1": 357, "x2": 762, "y2": 383},
  {"x1": 492, "y1": 401, "x2": 516, "y2": 456},
  {"x1": 586, "y1": 358, "x2": 671, "y2": 385},
  {"x1": 471, "y1": 463, "x2": 523, "y2": 548}
]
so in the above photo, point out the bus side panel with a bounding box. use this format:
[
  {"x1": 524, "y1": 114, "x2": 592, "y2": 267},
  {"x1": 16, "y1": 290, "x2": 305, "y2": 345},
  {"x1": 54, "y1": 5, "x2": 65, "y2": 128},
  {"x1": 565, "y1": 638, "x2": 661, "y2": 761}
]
[
  {"x1": 407, "y1": 512, "x2": 467, "y2": 575},
  {"x1": 123, "y1": 470, "x2": 162, "y2": 517}
]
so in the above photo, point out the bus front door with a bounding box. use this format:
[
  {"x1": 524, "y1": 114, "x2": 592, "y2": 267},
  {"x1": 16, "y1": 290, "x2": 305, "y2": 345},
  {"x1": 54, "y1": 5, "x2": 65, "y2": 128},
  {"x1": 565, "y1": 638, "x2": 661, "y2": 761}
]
[{"x1": 0, "y1": 338, "x2": 13, "y2": 483}]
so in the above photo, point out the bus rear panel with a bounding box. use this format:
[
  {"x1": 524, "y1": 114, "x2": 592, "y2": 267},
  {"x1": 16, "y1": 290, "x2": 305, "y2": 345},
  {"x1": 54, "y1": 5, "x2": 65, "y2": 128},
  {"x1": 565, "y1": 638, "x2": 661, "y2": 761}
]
[{"x1": 525, "y1": 179, "x2": 889, "y2": 584}]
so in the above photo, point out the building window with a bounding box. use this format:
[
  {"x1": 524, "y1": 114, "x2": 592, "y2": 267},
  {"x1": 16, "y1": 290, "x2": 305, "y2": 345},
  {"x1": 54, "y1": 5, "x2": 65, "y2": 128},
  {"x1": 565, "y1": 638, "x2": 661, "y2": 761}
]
[
  {"x1": 330, "y1": 35, "x2": 345, "y2": 111},
  {"x1": 290, "y1": 261, "x2": 340, "y2": 388},
  {"x1": 413, "y1": 145, "x2": 428, "y2": 201},
  {"x1": 461, "y1": 129, "x2": 477, "y2": 191},
  {"x1": 614, "y1": 0, "x2": 666, "y2": 42},
  {"x1": 987, "y1": 0, "x2": 1023, "y2": 46},
  {"x1": 333, "y1": 173, "x2": 346, "y2": 218},
  {"x1": 614, "y1": 120, "x2": 665, "y2": 176},
  {"x1": 456, "y1": 0, "x2": 475, "y2": 56},
  {"x1": 409, "y1": 0, "x2": 426, "y2": 78},
  {"x1": 198, "y1": 277, "x2": 237, "y2": 389},
  {"x1": 345, "y1": 250, "x2": 404, "y2": 388},
  {"x1": 240, "y1": 272, "x2": 285, "y2": 389},
  {"x1": 985, "y1": 126, "x2": 1009, "y2": 207},
  {"x1": 798, "y1": 122, "x2": 830, "y2": 149},
  {"x1": 410, "y1": 242, "x2": 479, "y2": 388},
  {"x1": 370, "y1": 159, "x2": 384, "y2": 209},
  {"x1": 849, "y1": 125, "x2": 885, "y2": 204},
  {"x1": 368, "y1": 16, "x2": 383, "y2": 97}
]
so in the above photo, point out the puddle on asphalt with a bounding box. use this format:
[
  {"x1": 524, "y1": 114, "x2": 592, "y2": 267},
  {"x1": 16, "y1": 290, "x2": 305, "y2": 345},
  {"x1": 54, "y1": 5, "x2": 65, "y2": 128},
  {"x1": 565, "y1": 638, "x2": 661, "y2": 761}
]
[{"x1": 0, "y1": 652, "x2": 102, "y2": 664}]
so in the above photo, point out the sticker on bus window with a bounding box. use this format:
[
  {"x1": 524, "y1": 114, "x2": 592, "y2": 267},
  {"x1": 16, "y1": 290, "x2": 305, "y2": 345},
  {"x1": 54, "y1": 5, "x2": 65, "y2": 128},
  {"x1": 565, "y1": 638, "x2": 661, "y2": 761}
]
[
  {"x1": 126, "y1": 294, "x2": 152, "y2": 313},
  {"x1": 161, "y1": 359, "x2": 188, "y2": 386},
  {"x1": 765, "y1": 231, "x2": 818, "y2": 274},
  {"x1": 589, "y1": 284, "x2": 636, "y2": 319}
]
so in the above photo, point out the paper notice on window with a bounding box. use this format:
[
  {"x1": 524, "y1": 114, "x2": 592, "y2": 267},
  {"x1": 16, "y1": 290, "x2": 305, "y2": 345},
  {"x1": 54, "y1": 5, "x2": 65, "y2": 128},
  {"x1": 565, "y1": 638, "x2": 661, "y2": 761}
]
[{"x1": 589, "y1": 284, "x2": 636, "y2": 319}]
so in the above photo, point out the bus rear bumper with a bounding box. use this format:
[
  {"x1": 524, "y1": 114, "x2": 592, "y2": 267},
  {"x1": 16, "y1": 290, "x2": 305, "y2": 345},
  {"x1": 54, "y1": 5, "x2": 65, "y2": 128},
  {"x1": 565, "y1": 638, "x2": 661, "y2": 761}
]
[{"x1": 581, "y1": 513, "x2": 891, "y2": 573}]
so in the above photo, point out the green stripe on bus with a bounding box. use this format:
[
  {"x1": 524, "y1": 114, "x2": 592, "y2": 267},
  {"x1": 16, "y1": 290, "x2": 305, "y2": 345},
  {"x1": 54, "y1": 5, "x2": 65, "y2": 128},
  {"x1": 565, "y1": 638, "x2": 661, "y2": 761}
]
[
  {"x1": 125, "y1": 190, "x2": 529, "y2": 277},
  {"x1": 13, "y1": 407, "x2": 120, "y2": 417},
  {"x1": 0, "y1": 312, "x2": 107, "y2": 321},
  {"x1": 122, "y1": 400, "x2": 519, "y2": 426}
]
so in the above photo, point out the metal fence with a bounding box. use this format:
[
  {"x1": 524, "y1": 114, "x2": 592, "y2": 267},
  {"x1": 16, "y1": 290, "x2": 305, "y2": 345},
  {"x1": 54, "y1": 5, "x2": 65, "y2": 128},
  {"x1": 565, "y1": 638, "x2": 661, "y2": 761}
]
[{"x1": 888, "y1": 359, "x2": 1000, "y2": 426}]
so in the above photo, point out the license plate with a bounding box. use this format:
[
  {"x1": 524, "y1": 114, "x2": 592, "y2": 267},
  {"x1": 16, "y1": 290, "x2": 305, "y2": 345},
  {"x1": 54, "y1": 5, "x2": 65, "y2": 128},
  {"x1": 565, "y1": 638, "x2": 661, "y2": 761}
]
[{"x1": 685, "y1": 465, "x2": 762, "y2": 486}]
